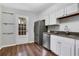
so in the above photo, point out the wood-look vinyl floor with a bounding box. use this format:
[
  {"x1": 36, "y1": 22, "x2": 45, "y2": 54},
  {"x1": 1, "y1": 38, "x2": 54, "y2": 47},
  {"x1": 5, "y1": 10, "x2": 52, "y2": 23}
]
[{"x1": 0, "y1": 43, "x2": 56, "y2": 56}]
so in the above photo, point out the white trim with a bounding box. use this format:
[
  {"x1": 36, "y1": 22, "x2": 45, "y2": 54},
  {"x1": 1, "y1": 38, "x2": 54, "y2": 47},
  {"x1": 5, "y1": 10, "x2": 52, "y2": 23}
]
[
  {"x1": 28, "y1": 41, "x2": 34, "y2": 43},
  {"x1": 0, "y1": 44, "x2": 17, "y2": 49},
  {"x1": 0, "y1": 42, "x2": 34, "y2": 49}
]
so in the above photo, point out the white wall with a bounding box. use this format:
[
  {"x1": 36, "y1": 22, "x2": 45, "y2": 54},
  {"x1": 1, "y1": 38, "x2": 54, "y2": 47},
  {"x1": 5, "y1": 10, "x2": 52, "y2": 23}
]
[
  {"x1": 13, "y1": 8, "x2": 38, "y2": 44},
  {"x1": 15, "y1": 14, "x2": 28, "y2": 44},
  {"x1": 1, "y1": 3, "x2": 78, "y2": 48},
  {"x1": 0, "y1": 5, "x2": 37, "y2": 48},
  {"x1": 59, "y1": 15, "x2": 79, "y2": 32}
]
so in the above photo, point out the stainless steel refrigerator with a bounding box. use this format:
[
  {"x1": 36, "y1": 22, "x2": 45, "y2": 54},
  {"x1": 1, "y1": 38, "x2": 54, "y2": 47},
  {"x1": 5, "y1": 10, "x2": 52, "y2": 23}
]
[{"x1": 34, "y1": 20, "x2": 47, "y2": 46}]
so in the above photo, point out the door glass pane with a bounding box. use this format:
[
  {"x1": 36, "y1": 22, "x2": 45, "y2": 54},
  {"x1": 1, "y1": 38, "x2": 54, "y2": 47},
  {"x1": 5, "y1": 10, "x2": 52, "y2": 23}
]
[{"x1": 18, "y1": 17, "x2": 26, "y2": 35}]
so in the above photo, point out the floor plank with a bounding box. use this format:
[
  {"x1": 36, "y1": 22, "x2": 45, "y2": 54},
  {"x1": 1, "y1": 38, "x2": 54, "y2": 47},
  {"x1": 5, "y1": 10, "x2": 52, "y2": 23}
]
[{"x1": 0, "y1": 43, "x2": 56, "y2": 56}]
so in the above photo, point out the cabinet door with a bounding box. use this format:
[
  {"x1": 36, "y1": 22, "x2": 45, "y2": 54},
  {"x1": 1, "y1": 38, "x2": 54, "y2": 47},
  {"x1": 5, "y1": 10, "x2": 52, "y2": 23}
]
[
  {"x1": 60, "y1": 37, "x2": 75, "y2": 56},
  {"x1": 54, "y1": 36, "x2": 74, "y2": 56},
  {"x1": 56, "y1": 40, "x2": 62, "y2": 55},
  {"x1": 50, "y1": 35, "x2": 75, "y2": 56},
  {"x1": 56, "y1": 8, "x2": 65, "y2": 18},
  {"x1": 50, "y1": 35, "x2": 62, "y2": 55},
  {"x1": 45, "y1": 16, "x2": 50, "y2": 25},
  {"x1": 76, "y1": 40, "x2": 79, "y2": 56},
  {"x1": 66, "y1": 4, "x2": 78, "y2": 15},
  {"x1": 49, "y1": 14, "x2": 57, "y2": 25},
  {"x1": 50, "y1": 35, "x2": 57, "y2": 54},
  {"x1": 55, "y1": 36, "x2": 63, "y2": 55}
]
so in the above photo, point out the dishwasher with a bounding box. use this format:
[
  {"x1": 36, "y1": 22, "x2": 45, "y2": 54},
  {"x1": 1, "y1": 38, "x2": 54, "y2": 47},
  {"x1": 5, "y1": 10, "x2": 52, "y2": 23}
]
[{"x1": 43, "y1": 33, "x2": 50, "y2": 50}]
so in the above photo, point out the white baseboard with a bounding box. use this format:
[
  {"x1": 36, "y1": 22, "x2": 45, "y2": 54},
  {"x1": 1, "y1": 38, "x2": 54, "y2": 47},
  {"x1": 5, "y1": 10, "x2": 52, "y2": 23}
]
[
  {"x1": 28, "y1": 41, "x2": 34, "y2": 43},
  {"x1": 0, "y1": 41, "x2": 34, "y2": 49},
  {"x1": 0, "y1": 44, "x2": 17, "y2": 49}
]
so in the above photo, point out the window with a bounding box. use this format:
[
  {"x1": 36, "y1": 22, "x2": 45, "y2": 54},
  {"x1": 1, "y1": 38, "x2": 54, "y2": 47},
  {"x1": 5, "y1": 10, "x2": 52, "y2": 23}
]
[{"x1": 18, "y1": 17, "x2": 26, "y2": 35}]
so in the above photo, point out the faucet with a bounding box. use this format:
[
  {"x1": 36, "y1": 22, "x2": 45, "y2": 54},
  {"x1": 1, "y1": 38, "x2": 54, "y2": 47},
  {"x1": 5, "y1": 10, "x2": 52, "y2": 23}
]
[{"x1": 64, "y1": 25, "x2": 70, "y2": 35}]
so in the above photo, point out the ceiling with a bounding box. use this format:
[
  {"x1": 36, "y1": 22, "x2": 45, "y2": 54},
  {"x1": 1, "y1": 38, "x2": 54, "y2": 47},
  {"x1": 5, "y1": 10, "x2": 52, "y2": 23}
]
[{"x1": 0, "y1": 3, "x2": 55, "y2": 14}]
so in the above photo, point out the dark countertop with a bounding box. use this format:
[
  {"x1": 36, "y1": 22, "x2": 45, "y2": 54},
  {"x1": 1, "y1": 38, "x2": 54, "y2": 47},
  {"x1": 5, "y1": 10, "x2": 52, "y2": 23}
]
[{"x1": 43, "y1": 31, "x2": 79, "y2": 40}]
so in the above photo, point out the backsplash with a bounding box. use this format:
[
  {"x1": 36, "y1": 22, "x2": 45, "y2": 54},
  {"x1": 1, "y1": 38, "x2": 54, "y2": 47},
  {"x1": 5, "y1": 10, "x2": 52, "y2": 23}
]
[
  {"x1": 48, "y1": 25, "x2": 59, "y2": 31},
  {"x1": 59, "y1": 15, "x2": 79, "y2": 32}
]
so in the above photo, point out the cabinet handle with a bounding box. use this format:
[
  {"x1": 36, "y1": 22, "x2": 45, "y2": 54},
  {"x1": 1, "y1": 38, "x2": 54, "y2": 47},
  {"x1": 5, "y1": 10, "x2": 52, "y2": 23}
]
[{"x1": 58, "y1": 42, "x2": 61, "y2": 44}]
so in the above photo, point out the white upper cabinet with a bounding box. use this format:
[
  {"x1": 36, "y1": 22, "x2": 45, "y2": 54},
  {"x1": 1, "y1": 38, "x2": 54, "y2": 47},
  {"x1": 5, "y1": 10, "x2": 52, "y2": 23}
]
[
  {"x1": 45, "y1": 16, "x2": 50, "y2": 25},
  {"x1": 41, "y1": 3, "x2": 79, "y2": 26},
  {"x1": 43, "y1": 15, "x2": 50, "y2": 25},
  {"x1": 56, "y1": 8, "x2": 65, "y2": 18},
  {"x1": 66, "y1": 4, "x2": 78, "y2": 15},
  {"x1": 56, "y1": 3, "x2": 79, "y2": 18},
  {"x1": 49, "y1": 13, "x2": 57, "y2": 25}
]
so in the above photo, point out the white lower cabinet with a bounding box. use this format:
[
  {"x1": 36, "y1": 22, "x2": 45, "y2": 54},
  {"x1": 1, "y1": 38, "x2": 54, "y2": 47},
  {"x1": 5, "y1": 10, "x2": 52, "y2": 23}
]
[
  {"x1": 60, "y1": 37, "x2": 74, "y2": 56},
  {"x1": 55, "y1": 39, "x2": 61, "y2": 55},
  {"x1": 76, "y1": 40, "x2": 79, "y2": 56},
  {"x1": 50, "y1": 35, "x2": 62, "y2": 55},
  {"x1": 50, "y1": 35, "x2": 57, "y2": 54},
  {"x1": 50, "y1": 35, "x2": 75, "y2": 56}
]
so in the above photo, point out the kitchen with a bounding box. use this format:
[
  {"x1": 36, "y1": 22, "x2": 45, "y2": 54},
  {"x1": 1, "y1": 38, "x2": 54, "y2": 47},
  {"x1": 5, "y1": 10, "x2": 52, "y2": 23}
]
[
  {"x1": 34, "y1": 3, "x2": 79, "y2": 56},
  {"x1": 0, "y1": 3, "x2": 79, "y2": 56}
]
